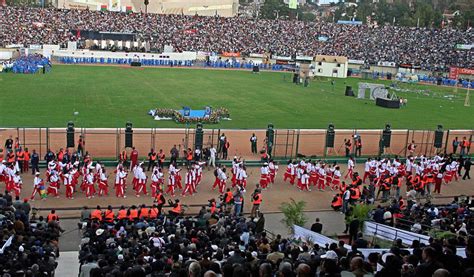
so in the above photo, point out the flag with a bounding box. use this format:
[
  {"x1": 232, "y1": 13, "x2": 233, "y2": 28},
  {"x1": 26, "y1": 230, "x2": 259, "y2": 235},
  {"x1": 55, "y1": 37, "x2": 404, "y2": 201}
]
[
  {"x1": 289, "y1": 0, "x2": 297, "y2": 10},
  {"x1": 126, "y1": 6, "x2": 132, "y2": 14},
  {"x1": 101, "y1": 4, "x2": 107, "y2": 11}
]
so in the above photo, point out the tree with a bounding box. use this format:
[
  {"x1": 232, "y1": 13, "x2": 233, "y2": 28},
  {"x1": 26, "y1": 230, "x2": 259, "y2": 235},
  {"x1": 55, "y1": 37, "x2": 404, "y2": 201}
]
[
  {"x1": 260, "y1": 0, "x2": 291, "y2": 19},
  {"x1": 279, "y1": 198, "x2": 308, "y2": 234}
]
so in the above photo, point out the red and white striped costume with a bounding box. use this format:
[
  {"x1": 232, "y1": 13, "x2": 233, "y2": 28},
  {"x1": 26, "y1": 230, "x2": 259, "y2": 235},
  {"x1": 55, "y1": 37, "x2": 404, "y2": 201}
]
[
  {"x1": 260, "y1": 165, "x2": 269, "y2": 189},
  {"x1": 237, "y1": 167, "x2": 247, "y2": 188},
  {"x1": 345, "y1": 159, "x2": 354, "y2": 179},
  {"x1": 84, "y1": 171, "x2": 95, "y2": 198},
  {"x1": 283, "y1": 163, "x2": 295, "y2": 185},
  {"x1": 64, "y1": 172, "x2": 74, "y2": 199},
  {"x1": 98, "y1": 171, "x2": 108, "y2": 197},
  {"x1": 182, "y1": 169, "x2": 196, "y2": 196},
  {"x1": 166, "y1": 172, "x2": 177, "y2": 196},
  {"x1": 150, "y1": 169, "x2": 164, "y2": 197},
  {"x1": 115, "y1": 169, "x2": 127, "y2": 198},
  {"x1": 12, "y1": 174, "x2": 22, "y2": 197},
  {"x1": 135, "y1": 169, "x2": 147, "y2": 196},
  {"x1": 47, "y1": 171, "x2": 60, "y2": 197},
  {"x1": 268, "y1": 161, "x2": 278, "y2": 184}
]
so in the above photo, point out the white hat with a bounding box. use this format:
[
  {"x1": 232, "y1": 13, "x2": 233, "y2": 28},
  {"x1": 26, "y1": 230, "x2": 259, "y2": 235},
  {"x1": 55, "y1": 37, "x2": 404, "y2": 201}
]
[
  {"x1": 96, "y1": 229, "x2": 105, "y2": 236},
  {"x1": 19, "y1": 246, "x2": 24, "y2": 252},
  {"x1": 35, "y1": 172, "x2": 40, "y2": 176},
  {"x1": 263, "y1": 162, "x2": 268, "y2": 165},
  {"x1": 321, "y1": 250, "x2": 338, "y2": 260},
  {"x1": 118, "y1": 254, "x2": 124, "y2": 260}
]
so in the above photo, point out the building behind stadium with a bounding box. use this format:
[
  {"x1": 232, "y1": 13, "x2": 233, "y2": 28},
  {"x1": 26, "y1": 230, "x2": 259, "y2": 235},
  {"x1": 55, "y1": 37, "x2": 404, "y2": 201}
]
[{"x1": 54, "y1": 0, "x2": 239, "y2": 17}]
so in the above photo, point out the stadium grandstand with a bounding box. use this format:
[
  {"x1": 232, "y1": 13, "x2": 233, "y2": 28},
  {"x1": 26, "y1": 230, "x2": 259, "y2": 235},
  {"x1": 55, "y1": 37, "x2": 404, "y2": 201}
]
[{"x1": 1, "y1": 6, "x2": 473, "y2": 70}]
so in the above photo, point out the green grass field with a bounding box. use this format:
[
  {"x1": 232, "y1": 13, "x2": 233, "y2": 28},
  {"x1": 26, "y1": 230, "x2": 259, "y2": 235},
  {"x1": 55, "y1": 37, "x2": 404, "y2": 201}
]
[{"x1": 0, "y1": 65, "x2": 472, "y2": 129}]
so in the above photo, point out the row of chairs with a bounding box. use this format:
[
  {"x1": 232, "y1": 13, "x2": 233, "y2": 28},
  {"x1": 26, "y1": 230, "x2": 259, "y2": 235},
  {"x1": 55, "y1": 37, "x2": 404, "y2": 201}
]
[{"x1": 58, "y1": 57, "x2": 194, "y2": 67}]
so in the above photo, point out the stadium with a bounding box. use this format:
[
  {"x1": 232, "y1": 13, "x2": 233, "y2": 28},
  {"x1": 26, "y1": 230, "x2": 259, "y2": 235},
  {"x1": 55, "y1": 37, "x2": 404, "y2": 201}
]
[{"x1": 0, "y1": 0, "x2": 473, "y2": 276}]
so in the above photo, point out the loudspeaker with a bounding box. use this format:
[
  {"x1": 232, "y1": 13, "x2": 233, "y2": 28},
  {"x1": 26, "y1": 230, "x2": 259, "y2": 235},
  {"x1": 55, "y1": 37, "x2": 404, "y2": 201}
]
[
  {"x1": 345, "y1": 86, "x2": 354, "y2": 97},
  {"x1": 437, "y1": 78, "x2": 442, "y2": 85},
  {"x1": 66, "y1": 121, "x2": 75, "y2": 148},
  {"x1": 347, "y1": 69, "x2": 352, "y2": 77},
  {"x1": 387, "y1": 73, "x2": 392, "y2": 80},
  {"x1": 434, "y1": 125, "x2": 443, "y2": 148},
  {"x1": 195, "y1": 123, "x2": 204, "y2": 150},
  {"x1": 382, "y1": 124, "x2": 391, "y2": 147},
  {"x1": 293, "y1": 73, "x2": 298, "y2": 83},
  {"x1": 326, "y1": 124, "x2": 335, "y2": 148},
  {"x1": 125, "y1": 122, "x2": 133, "y2": 148}
]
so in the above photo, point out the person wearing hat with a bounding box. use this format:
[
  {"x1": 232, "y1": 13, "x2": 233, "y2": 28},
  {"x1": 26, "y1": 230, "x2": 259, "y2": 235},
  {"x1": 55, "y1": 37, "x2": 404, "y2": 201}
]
[{"x1": 31, "y1": 172, "x2": 44, "y2": 201}]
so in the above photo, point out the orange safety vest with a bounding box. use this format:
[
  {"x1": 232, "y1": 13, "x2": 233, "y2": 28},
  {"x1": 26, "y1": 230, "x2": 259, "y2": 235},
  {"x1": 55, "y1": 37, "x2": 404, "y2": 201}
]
[
  {"x1": 24, "y1": 151, "x2": 30, "y2": 161},
  {"x1": 117, "y1": 209, "x2": 127, "y2": 220},
  {"x1": 7, "y1": 153, "x2": 15, "y2": 163},
  {"x1": 150, "y1": 153, "x2": 157, "y2": 161},
  {"x1": 47, "y1": 213, "x2": 58, "y2": 222},
  {"x1": 171, "y1": 203, "x2": 182, "y2": 214},
  {"x1": 210, "y1": 202, "x2": 216, "y2": 214},
  {"x1": 140, "y1": 208, "x2": 149, "y2": 218},
  {"x1": 350, "y1": 187, "x2": 361, "y2": 200},
  {"x1": 155, "y1": 193, "x2": 164, "y2": 204},
  {"x1": 158, "y1": 153, "x2": 165, "y2": 162},
  {"x1": 91, "y1": 210, "x2": 103, "y2": 221},
  {"x1": 253, "y1": 193, "x2": 262, "y2": 205},
  {"x1": 17, "y1": 151, "x2": 24, "y2": 161},
  {"x1": 104, "y1": 210, "x2": 114, "y2": 222},
  {"x1": 149, "y1": 208, "x2": 159, "y2": 218},
  {"x1": 332, "y1": 196, "x2": 342, "y2": 207},
  {"x1": 186, "y1": 152, "x2": 193, "y2": 161},
  {"x1": 225, "y1": 191, "x2": 233, "y2": 203},
  {"x1": 129, "y1": 209, "x2": 139, "y2": 220}
]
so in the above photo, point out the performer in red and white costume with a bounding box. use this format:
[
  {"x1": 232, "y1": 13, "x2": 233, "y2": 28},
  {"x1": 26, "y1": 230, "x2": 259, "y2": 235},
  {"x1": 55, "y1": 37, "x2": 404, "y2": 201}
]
[
  {"x1": 231, "y1": 157, "x2": 241, "y2": 187},
  {"x1": 332, "y1": 166, "x2": 342, "y2": 190},
  {"x1": 47, "y1": 170, "x2": 60, "y2": 198},
  {"x1": 317, "y1": 164, "x2": 326, "y2": 191},
  {"x1": 345, "y1": 157, "x2": 355, "y2": 180},
  {"x1": 84, "y1": 168, "x2": 95, "y2": 199},
  {"x1": 260, "y1": 163, "x2": 269, "y2": 189},
  {"x1": 309, "y1": 162, "x2": 319, "y2": 187},
  {"x1": 194, "y1": 161, "x2": 206, "y2": 187},
  {"x1": 166, "y1": 171, "x2": 177, "y2": 197},
  {"x1": 268, "y1": 159, "x2": 278, "y2": 184},
  {"x1": 12, "y1": 172, "x2": 22, "y2": 197},
  {"x1": 98, "y1": 167, "x2": 109, "y2": 197},
  {"x1": 31, "y1": 172, "x2": 44, "y2": 200},
  {"x1": 218, "y1": 167, "x2": 228, "y2": 194},
  {"x1": 64, "y1": 170, "x2": 74, "y2": 199},
  {"x1": 135, "y1": 164, "x2": 148, "y2": 197},
  {"x1": 283, "y1": 160, "x2": 296, "y2": 185},
  {"x1": 236, "y1": 164, "x2": 248, "y2": 188},
  {"x1": 115, "y1": 166, "x2": 127, "y2": 198},
  {"x1": 212, "y1": 166, "x2": 223, "y2": 190},
  {"x1": 150, "y1": 168, "x2": 164, "y2": 197},
  {"x1": 182, "y1": 167, "x2": 196, "y2": 197},
  {"x1": 0, "y1": 161, "x2": 7, "y2": 185},
  {"x1": 5, "y1": 164, "x2": 15, "y2": 192},
  {"x1": 300, "y1": 170, "x2": 310, "y2": 191}
]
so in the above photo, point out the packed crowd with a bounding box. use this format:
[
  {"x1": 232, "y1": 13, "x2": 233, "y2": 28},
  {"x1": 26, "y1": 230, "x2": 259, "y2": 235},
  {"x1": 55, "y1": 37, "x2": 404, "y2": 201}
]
[
  {"x1": 0, "y1": 191, "x2": 60, "y2": 276},
  {"x1": 77, "y1": 197, "x2": 474, "y2": 277},
  {"x1": 1, "y1": 6, "x2": 473, "y2": 71},
  {"x1": 372, "y1": 195, "x2": 474, "y2": 241}
]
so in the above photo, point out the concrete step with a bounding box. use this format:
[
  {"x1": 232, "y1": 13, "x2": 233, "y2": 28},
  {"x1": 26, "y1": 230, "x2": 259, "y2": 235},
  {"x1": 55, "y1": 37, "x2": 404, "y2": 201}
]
[{"x1": 56, "y1": 251, "x2": 79, "y2": 277}]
